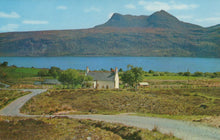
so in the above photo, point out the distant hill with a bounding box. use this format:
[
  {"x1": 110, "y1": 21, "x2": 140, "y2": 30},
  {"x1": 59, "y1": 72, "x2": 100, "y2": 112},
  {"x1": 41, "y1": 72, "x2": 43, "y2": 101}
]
[
  {"x1": 0, "y1": 10, "x2": 219, "y2": 57},
  {"x1": 96, "y1": 10, "x2": 202, "y2": 30}
]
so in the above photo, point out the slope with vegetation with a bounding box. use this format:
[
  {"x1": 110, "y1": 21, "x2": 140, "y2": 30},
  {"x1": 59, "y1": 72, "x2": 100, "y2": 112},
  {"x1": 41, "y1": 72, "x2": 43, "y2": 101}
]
[
  {"x1": 1, "y1": 62, "x2": 220, "y2": 88},
  {"x1": 0, "y1": 90, "x2": 30, "y2": 109},
  {"x1": 0, "y1": 116, "x2": 178, "y2": 140},
  {"x1": 0, "y1": 62, "x2": 41, "y2": 87},
  {"x1": 0, "y1": 10, "x2": 219, "y2": 57},
  {"x1": 21, "y1": 88, "x2": 220, "y2": 117}
]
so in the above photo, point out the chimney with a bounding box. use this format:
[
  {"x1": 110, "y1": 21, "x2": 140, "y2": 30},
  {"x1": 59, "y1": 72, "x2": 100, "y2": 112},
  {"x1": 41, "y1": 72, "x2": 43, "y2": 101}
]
[
  {"x1": 86, "y1": 66, "x2": 89, "y2": 76},
  {"x1": 115, "y1": 67, "x2": 118, "y2": 74},
  {"x1": 114, "y1": 67, "x2": 119, "y2": 89}
]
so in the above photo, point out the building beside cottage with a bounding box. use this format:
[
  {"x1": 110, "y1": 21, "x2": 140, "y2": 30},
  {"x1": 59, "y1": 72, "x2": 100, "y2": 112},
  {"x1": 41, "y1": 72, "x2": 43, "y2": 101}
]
[
  {"x1": 138, "y1": 82, "x2": 149, "y2": 88},
  {"x1": 85, "y1": 67, "x2": 119, "y2": 89},
  {"x1": 34, "y1": 79, "x2": 61, "y2": 85}
]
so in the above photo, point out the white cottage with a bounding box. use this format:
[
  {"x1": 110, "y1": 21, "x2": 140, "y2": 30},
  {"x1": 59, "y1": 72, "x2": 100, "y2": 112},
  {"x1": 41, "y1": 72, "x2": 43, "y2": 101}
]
[{"x1": 86, "y1": 67, "x2": 119, "y2": 89}]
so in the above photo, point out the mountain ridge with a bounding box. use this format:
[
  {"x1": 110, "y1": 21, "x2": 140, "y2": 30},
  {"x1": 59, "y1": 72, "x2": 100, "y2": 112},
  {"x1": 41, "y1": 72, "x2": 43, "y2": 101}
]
[
  {"x1": 0, "y1": 10, "x2": 219, "y2": 57},
  {"x1": 96, "y1": 10, "x2": 202, "y2": 30}
]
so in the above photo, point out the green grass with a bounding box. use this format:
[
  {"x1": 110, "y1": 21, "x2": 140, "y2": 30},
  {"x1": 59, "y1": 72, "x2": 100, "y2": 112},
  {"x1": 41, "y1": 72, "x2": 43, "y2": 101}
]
[
  {"x1": 0, "y1": 66, "x2": 42, "y2": 85},
  {"x1": 1, "y1": 65, "x2": 219, "y2": 89},
  {"x1": 0, "y1": 66, "x2": 40, "y2": 78},
  {"x1": 0, "y1": 90, "x2": 30, "y2": 109},
  {"x1": 0, "y1": 66, "x2": 58, "y2": 88},
  {"x1": 144, "y1": 76, "x2": 201, "y2": 80},
  {"x1": 0, "y1": 116, "x2": 179, "y2": 140}
]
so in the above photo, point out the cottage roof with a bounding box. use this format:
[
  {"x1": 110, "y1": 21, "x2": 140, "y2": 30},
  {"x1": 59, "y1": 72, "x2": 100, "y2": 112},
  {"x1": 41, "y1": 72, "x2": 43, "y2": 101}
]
[{"x1": 88, "y1": 72, "x2": 115, "y2": 81}]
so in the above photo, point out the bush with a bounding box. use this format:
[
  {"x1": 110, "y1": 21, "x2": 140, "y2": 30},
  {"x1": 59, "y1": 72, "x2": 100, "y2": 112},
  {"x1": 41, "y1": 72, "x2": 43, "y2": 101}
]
[
  {"x1": 59, "y1": 69, "x2": 88, "y2": 88},
  {"x1": 183, "y1": 72, "x2": 191, "y2": 76},
  {"x1": 153, "y1": 73, "x2": 160, "y2": 76},
  {"x1": 159, "y1": 72, "x2": 165, "y2": 76},
  {"x1": 178, "y1": 72, "x2": 183, "y2": 76},
  {"x1": 214, "y1": 72, "x2": 220, "y2": 77},
  {"x1": 149, "y1": 70, "x2": 154, "y2": 73},
  {"x1": 193, "y1": 72, "x2": 203, "y2": 77},
  {"x1": 0, "y1": 61, "x2": 8, "y2": 67},
  {"x1": 152, "y1": 125, "x2": 158, "y2": 132},
  {"x1": 0, "y1": 69, "x2": 7, "y2": 79},
  {"x1": 38, "y1": 69, "x2": 49, "y2": 77},
  {"x1": 49, "y1": 66, "x2": 62, "y2": 78},
  {"x1": 119, "y1": 68, "x2": 123, "y2": 72},
  {"x1": 204, "y1": 72, "x2": 213, "y2": 77}
]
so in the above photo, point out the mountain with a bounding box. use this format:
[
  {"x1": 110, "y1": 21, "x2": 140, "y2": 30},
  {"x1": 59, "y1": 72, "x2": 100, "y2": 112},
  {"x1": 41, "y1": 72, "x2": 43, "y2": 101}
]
[
  {"x1": 0, "y1": 10, "x2": 219, "y2": 57},
  {"x1": 96, "y1": 10, "x2": 202, "y2": 30},
  {"x1": 95, "y1": 13, "x2": 149, "y2": 28}
]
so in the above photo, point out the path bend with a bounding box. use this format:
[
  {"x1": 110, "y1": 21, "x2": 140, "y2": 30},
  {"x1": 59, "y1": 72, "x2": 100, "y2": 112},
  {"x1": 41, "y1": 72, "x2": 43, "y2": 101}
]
[
  {"x1": 0, "y1": 89, "x2": 47, "y2": 116},
  {"x1": 0, "y1": 89, "x2": 219, "y2": 140}
]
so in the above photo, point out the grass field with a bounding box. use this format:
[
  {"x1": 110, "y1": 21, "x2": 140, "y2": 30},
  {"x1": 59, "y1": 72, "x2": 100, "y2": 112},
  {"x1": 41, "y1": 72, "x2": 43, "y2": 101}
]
[
  {"x1": 1, "y1": 65, "x2": 220, "y2": 89},
  {"x1": 0, "y1": 116, "x2": 178, "y2": 140},
  {"x1": 0, "y1": 90, "x2": 30, "y2": 109},
  {"x1": 0, "y1": 66, "x2": 42, "y2": 86},
  {"x1": 21, "y1": 88, "x2": 220, "y2": 116},
  {"x1": 0, "y1": 66, "x2": 39, "y2": 78}
]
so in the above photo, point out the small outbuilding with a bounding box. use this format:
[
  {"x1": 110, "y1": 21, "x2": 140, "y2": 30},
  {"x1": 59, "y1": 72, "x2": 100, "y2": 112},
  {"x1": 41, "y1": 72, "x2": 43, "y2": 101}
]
[
  {"x1": 34, "y1": 79, "x2": 61, "y2": 85},
  {"x1": 138, "y1": 82, "x2": 149, "y2": 87}
]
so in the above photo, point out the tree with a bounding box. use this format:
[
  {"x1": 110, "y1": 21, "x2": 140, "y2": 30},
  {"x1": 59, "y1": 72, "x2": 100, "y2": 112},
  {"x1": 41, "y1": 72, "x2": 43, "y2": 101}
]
[
  {"x1": 121, "y1": 65, "x2": 144, "y2": 88},
  {"x1": 0, "y1": 69, "x2": 7, "y2": 79},
  {"x1": 193, "y1": 71, "x2": 203, "y2": 77},
  {"x1": 49, "y1": 66, "x2": 62, "y2": 78},
  {"x1": 148, "y1": 70, "x2": 154, "y2": 73},
  {"x1": 214, "y1": 72, "x2": 220, "y2": 78},
  {"x1": 183, "y1": 72, "x2": 191, "y2": 76},
  {"x1": 0, "y1": 61, "x2": 8, "y2": 67},
  {"x1": 82, "y1": 75, "x2": 93, "y2": 88},
  {"x1": 38, "y1": 69, "x2": 49, "y2": 77},
  {"x1": 178, "y1": 72, "x2": 184, "y2": 76},
  {"x1": 58, "y1": 69, "x2": 85, "y2": 88},
  {"x1": 110, "y1": 68, "x2": 114, "y2": 72},
  {"x1": 119, "y1": 68, "x2": 123, "y2": 72}
]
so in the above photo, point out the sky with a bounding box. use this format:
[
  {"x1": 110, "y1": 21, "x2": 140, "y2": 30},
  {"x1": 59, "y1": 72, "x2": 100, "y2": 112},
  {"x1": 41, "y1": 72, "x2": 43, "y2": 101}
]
[{"x1": 0, "y1": 0, "x2": 220, "y2": 33}]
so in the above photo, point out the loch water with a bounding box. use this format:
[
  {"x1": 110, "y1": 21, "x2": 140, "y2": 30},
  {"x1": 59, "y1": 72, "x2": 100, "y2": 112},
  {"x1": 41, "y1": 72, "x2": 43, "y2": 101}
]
[{"x1": 0, "y1": 57, "x2": 220, "y2": 73}]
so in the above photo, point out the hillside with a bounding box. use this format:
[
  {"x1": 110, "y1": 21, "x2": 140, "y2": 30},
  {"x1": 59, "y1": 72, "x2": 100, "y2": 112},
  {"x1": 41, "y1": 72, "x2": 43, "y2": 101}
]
[{"x1": 0, "y1": 10, "x2": 219, "y2": 57}]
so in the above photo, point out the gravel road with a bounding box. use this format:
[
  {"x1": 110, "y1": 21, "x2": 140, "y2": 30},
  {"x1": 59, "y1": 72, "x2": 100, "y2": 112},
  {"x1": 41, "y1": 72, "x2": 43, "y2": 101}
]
[
  {"x1": 0, "y1": 89, "x2": 220, "y2": 140},
  {"x1": 0, "y1": 89, "x2": 47, "y2": 116},
  {"x1": 69, "y1": 115, "x2": 220, "y2": 140},
  {"x1": 0, "y1": 81, "x2": 10, "y2": 88}
]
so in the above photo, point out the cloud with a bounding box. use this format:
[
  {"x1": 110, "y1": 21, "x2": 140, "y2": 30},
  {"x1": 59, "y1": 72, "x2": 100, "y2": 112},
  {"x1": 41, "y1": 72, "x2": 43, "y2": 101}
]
[
  {"x1": 195, "y1": 17, "x2": 220, "y2": 22},
  {"x1": 125, "y1": 4, "x2": 136, "y2": 9},
  {"x1": 177, "y1": 15, "x2": 194, "y2": 20},
  {"x1": 22, "y1": 20, "x2": 48, "y2": 25},
  {"x1": 172, "y1": 4, "x2": 198, "y2": 10},
  {"x1": 139, "y1": 1, "x2": 170, "y2": 11},
  {"x1": 138, "y1": 1, "x2": 198, "y2": 11},
  {"x1": 56, "y1": 6, "x2": 67, "y2": 10},
  {"x1": 108, "y1": 13, "x2": 114, "y2": 18},
  {"x1": 0, "y1": 24, "x2": 19, "y2": 32},
  {"x1": 193, "y1": 17, "x2": 220, "y2": 27},
  {"x1": 0, "y1": 11, "x2": 20, "y2": 18},
  {"x1": 84, "y1": 7, "x2": 101, "y2": 13}
]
